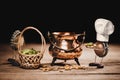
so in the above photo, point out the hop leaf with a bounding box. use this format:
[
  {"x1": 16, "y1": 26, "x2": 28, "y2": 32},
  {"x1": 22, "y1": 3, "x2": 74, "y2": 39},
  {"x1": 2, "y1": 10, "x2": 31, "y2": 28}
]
[{"x1": 10, "y1": 30, "x2": 21, "y2": 50}]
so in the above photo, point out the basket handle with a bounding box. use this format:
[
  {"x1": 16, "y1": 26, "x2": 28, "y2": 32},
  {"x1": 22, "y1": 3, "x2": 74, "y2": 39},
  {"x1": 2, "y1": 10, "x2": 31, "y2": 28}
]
[{"x1": 17, "y1": 26, "x2": 46, "y2": 54}]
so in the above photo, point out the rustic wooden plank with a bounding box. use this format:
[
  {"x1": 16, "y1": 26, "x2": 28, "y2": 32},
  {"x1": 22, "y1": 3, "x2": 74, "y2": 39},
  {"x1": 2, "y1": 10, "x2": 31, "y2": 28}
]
[{"x1": 0, "y1": 44, "x2": 120, "y2": 80}]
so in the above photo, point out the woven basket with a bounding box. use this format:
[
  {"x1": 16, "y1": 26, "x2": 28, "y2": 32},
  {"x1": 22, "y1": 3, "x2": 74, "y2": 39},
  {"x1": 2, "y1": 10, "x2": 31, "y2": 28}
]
[{"x1": 17, "y1": 26, "x2": 46, "y2": 69}]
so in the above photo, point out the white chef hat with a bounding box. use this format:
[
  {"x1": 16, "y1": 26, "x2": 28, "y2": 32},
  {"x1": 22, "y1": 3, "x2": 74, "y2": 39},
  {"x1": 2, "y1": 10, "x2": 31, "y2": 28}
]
[{"x1": 95, "y1": 18, "x2": 114, "y2": 42}]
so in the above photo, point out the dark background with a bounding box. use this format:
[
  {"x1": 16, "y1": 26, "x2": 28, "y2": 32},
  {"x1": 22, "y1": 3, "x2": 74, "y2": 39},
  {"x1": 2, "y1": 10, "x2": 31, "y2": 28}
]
[{"x1": 0, "y1": 1, "x2": 120, "y2": 44}]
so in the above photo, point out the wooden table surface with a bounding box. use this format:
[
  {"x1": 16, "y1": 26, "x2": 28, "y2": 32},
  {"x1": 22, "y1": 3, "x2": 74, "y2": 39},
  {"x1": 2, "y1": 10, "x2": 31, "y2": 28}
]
[{"x1": 0, "y1": 43, "x2": 120, "y2": 80}]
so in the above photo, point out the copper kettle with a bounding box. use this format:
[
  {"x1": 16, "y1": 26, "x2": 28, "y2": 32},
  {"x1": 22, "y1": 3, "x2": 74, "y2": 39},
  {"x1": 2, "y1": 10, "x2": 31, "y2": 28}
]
[{"x1": 48, "y1": 31, "x2": 85, "y2": 65}]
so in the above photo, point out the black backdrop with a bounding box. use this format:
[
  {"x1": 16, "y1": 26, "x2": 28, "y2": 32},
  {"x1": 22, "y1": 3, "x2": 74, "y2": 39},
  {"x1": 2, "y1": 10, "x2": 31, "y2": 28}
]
[{"x1": 0, "y1": 1, "x2": 120, "y2": 44}]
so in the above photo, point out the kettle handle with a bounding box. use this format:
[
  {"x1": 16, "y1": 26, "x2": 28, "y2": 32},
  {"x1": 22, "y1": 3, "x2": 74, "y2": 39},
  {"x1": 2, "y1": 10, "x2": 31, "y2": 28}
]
[
  {"x1": 76, "y1": 31, "x2": 86, "y2": 46},
  {"x1": 48, "y1": 31, "x2": 85, "y2": 52}
]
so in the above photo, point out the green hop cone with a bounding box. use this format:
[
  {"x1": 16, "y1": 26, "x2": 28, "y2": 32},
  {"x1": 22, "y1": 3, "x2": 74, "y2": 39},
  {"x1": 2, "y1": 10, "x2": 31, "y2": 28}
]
[{"x1": 21, "y1": 48, "x2": 39, "y2": 55}]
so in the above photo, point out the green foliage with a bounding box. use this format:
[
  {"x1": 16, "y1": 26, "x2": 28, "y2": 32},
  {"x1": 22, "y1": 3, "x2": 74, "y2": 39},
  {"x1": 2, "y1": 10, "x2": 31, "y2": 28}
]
[{"x1": 21, "y1": 48, "x2": 40, "y2": 55}]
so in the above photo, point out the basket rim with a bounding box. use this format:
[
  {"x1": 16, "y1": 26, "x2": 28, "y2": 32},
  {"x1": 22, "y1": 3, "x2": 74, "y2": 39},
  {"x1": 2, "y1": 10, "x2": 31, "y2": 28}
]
[{"x1": 18, "y1": 50, "x2": 43, "y2": 56}]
